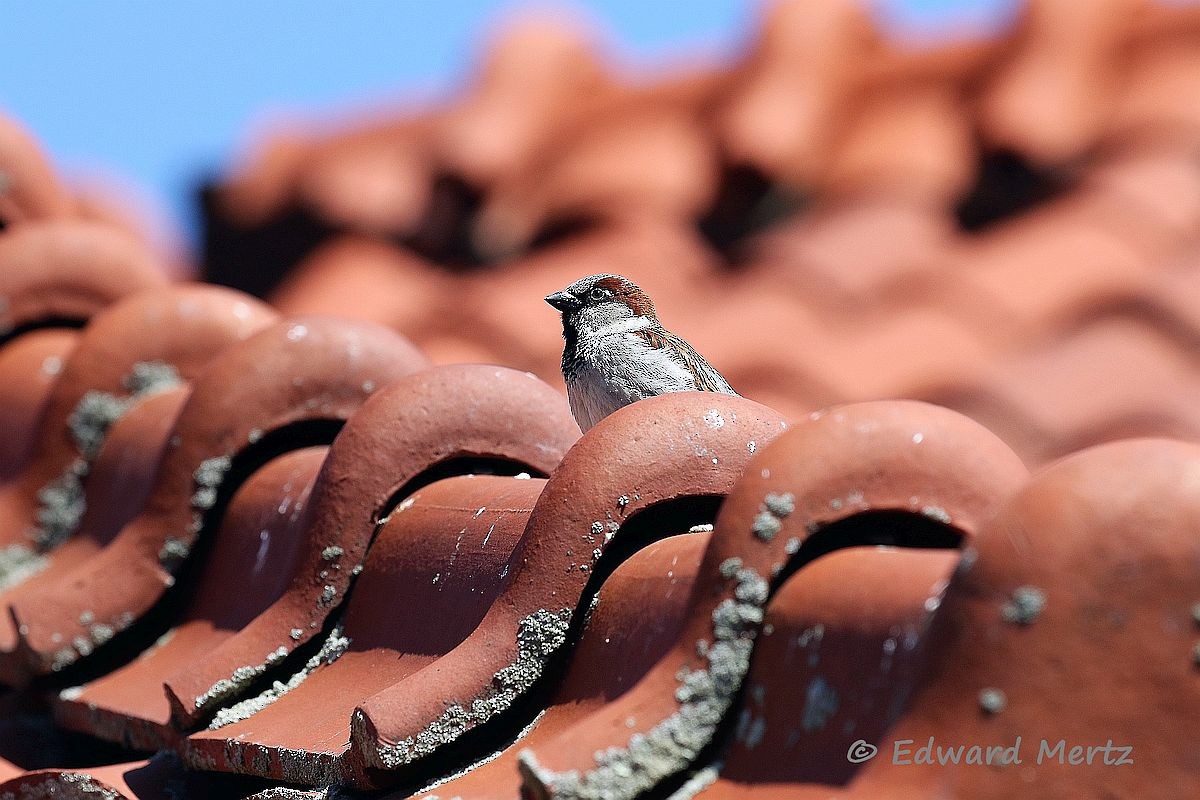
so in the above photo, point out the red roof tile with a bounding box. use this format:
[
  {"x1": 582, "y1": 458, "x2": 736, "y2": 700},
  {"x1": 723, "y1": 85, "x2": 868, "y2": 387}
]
[
  {"x1": 0, "y1": 114, "x2": 73, "y2": 225},
  {"x1": 4, "y1": 0, "x2": 1200, "y2": 795}
]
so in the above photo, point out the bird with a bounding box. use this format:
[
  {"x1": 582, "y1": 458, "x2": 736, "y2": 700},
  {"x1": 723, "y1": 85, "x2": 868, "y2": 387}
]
[{"x1": 544, "y1": 273, "x2": 738, "y2": 432}]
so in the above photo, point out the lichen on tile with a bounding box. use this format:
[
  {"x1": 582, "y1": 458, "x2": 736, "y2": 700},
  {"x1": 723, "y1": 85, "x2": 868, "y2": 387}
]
[
  {"x1": 362, "y1": 607, "x2": 572, "y2": 768},
  {"x1": 0, "y1": 543, "x2": 49, "y2": 590},
  {"x1": 520, "y1": 565, "x2": 768, "y2": 800},
  {"x1": 194, "y1": 644, "x2": 291, "y2": 712},
  {"x1": 1001, "y1": 585, "x2": 1046, "y2": 625},
  {"x1": 27, "y1": 362, "x2": 182, "y2": 556},
  {"x1": 209, "y1": 624, "x2": 349, "y2": 730}
]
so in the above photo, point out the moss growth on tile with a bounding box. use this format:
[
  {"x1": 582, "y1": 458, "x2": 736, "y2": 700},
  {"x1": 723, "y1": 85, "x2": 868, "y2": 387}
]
[
  {"x1": 191, "y1": 455, "x2": 232, "y2": 513},
  {"x1": 30, "y1": 459, "x2": 88, "y2": 552},
  {"x1": 979, "y1": 687, "x2": 1007, "y2": 714},
  {"x1": 921, "y1": 505, "x2": 952, "y2": 524},
  {"x1": 69, "y1": 391, "x2": 131, "y2": 459},
  {"x1": 1001, "y1": 585, "x2": 1046, "y2": 625},
  {"x1": 519, "y1": 565, "x2": 767, "y2": 800},
  {"x1": 29, "y1": 362, "x2": 182, "y2": 556},
  {"x1": 208, "y1": 624, "x2": 349, "y2": 730},
  {"x1": 750, "y1": 511, "x2": 781, "y2": 542},
  {"x1": 122, "y1": 360, "x2": 181, "y2": 395},
  {"x1": 750, "y1": 492, "x2": 793, "y2": 543},
  {"x1": 362, "y1": 607, "x2": 572, "y2": 768},
  {"x1": 0, "y1": 771, "x2": 123, "y2": 800},
  {"x1": 800, "y1": 675, "x2": 838, "y2": 731},
  {"x1": 159, "y1": 537, "x2": 192, "y2": 570},
  {"x1": 194, "y1": 645, "x2": 291, "y2": 712},
  {"x1": 0, "y1": 543, "x2": 49, "y2": 590},
  {"x1": 762, "y1": 492, "x2": 794, "y2": 518},
  {"x1": 664, "y1": 762, "x2": 722, "y2": 800}
]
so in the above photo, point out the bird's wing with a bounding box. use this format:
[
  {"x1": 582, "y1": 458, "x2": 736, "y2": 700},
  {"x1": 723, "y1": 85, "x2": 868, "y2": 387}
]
[{"x1": 630, "y1": 328, "x2": 738, "y2": 395}]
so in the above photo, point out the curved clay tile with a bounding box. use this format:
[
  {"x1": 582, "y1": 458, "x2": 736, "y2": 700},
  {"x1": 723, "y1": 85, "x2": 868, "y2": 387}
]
[
  {"x1": 717, "y1": 0, "x2": 876, "y2": 186},
  {"x1": 294, "y1": 116, "x2": 437, "y2": 238},
  {"x1": 978, "y1": 0, "x2": 1138, "y2": 165},
  {"x1": 1143, "y1": 255, "x2": 1200, "y2": 352},
  {"x1": 473, "y1": 75, "x2": 724, "y2": 260},
  {"x1": 0, "y1": 327, "x2": 78, "y2": 479},
  {"x1": 390, "y1": 531, "x2": 708, "y2": 800},
  {"x1": 216, "y1": 130, "x2": 316, "y2": 226},
  {"x1": 678, "y1": 546, "x2": 960, "y2": 797},
  {"x1": 1110, "y1": 31, "x2": 1200, "y2": 141},
  {"x1": 0, "y1": 752, "x2": 265, "y2": 800},
  {"x1": 435, "y1": 14, "x2": 612, "y2": 190},
  {"x1": 742, "y1": 198, "x2": 953, "y2": 306},
  {"x1": 754, "y1": 437, "x2": 1200, "y2": 797},
  {"x1": 0, "y1": 222, "x2": 168, "y2": 481},
  {"x1": 822, "y1": 81, "x2": 974, "y2": 204},
  {"x1": 517, "y1": 400, "x2": 1027, "y2": 800},
  {"x1": 184, "y1": 474, "x2": 546, "y2": 787},
  {"x1": 928, "y1": 199, "x2": 1154, "y2": 345},
  {"x1": 0, "y1": 114, "x2": 73, "y2": 226},
  {"x1": 0, "y1": 389, "x2": 188, "y2": 686},
  {"x1": 0, "y1": 287, "x2": 276, "y2": 619},
  {"x1": 350, "y1": 392, "x2": 789, "y2": 773},
  {"x1": 0, "y1": 219, "x2": 168, "y2": 336},
  {"x1": 944, "y1": 319, "x2": 1200, "y2": 464},
  {"x1": 1077, "y1": 144, "x2": 1200, "y2": 261},
  {"x1": 52, "y1": 446, "x2": 327, "y2": 750},
  {"x1": 163, "y1": 363, "x2": 578, "y2": 731},
  {"x1": 271, "y1": 236, "x2": 446, "y2": 336},
  {"x1": 0, "y1": 289, "x2": 278, "y2": 679},
  {"x1": 2, "y1": 317, "x2": 427, "y2": 681}
]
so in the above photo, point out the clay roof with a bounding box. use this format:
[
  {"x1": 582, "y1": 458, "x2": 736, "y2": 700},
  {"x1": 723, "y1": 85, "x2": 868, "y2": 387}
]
[{"x1": 1, "y1": 0, "x2": 1199, "y2": 797}]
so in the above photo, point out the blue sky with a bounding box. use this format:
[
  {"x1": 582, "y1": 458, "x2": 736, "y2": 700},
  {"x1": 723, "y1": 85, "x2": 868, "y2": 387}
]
[{"x1": 0, "y1": 1, "x2": 1014, "y2": 247}]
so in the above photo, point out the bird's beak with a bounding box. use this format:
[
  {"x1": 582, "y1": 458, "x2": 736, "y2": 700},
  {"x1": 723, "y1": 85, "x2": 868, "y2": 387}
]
[{"x1": 544, "y1": 290, "x2": 581, "y2": 312}]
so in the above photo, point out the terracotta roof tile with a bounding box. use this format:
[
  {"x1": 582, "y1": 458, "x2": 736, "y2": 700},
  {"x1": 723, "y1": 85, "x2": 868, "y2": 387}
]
[
  {"x1": 1, "y1": 317, "x2": 426, "y2": 685},
  {"x1": 517, "y1": 400, "x2": 1025, "y2": 799},
  {"x1": 184, "y1": 474, "x2": 546, "y2": 786},
  {"x1": 163, "y1": 363, "x2": 576, "y2": 732},
  {"x1": 748, "y1": 438, "x2": 1200, "y2": 798},
  {"x1": 0, "y1": 220, "x2": 167, "y2": 334},
  {"x1": 708, "y1": 545, "x2": 960, "y2": 791},
  {"x1": 434, "y1": 15, "x2": 615, "y2": 189},
  {"x1": 351, "y1": 393, "x2": 787, "y2": 778},
  {"x1": 4, "y1": 0, "x2": 1200, "y2": 795},
  {"x1": 51, "y1": 446, "x2": 328, "y2": 750},
  {"x1": 387, "y1": 531, "x2": 707, "y2": 800},
  {"x1": 0, "y1": 114, "x2": 73, "y2": 225},
  {"x1": 0, "y1": 327, "x2": 78, "y2": 480}
]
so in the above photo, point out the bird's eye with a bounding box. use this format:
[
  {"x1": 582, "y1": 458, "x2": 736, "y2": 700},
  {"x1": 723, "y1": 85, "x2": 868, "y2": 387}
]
[{"x1": 589, "y1": 287, "x2": 611, "y2": 301}]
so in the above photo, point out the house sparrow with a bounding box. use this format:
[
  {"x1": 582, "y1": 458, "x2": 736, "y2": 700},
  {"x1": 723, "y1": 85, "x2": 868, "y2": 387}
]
[{"x1": 545, "y1": 273, "x2": 738, "y2": 432}]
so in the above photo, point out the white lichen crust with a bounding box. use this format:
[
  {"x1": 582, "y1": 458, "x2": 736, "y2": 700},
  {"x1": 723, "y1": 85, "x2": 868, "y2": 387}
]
[
  {"x1": 27, "y1": 362, "x2": 182, "y2": 558},
  {"x1": 1000, "y1": 585, "x2": 1046, "y2": 625},
  {"x1": 361, "y1": 607, "x2": 572, "y2": 768},
  {"x1": 194, "y1": 645, "x2": 290, "y2": 712},
  {"x1": 519, "y1": 565, "x2": 768, "y2": 800},
  {"x1": 664, "y1": 762, "x2": 722, "y2": 800},
  {"x1": 0, "y1": 544, "x2": 49, "y2": 590},
  {"x1": 750, "y1": 491, "x2": 793, "y2": 543},
  {"x1": 209, "y1": 625, "x2": 350, "y2": 730}
]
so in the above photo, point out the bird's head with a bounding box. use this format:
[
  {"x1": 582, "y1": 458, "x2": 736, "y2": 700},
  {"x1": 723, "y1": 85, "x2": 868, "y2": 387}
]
[{"x1": 544, "y1": 273, "x2": 656, "y2": 334}]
